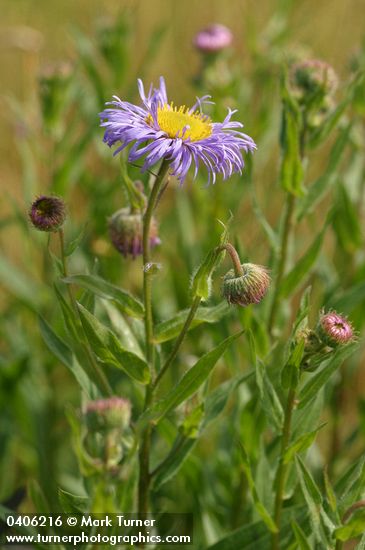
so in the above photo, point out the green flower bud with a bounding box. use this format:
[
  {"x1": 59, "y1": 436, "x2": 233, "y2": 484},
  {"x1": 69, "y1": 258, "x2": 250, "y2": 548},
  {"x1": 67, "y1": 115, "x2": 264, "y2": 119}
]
[{"x1": 222, "y1": 263, "x2": 270, "y2": 307}]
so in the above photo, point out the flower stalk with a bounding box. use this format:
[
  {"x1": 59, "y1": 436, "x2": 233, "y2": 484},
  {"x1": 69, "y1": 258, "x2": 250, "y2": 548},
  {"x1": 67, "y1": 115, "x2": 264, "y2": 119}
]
[
  {"x1": 271, "y1": 387, "x2": 297, "y2": 550},
  {"x1": 138, "y1": 159, "x2": 170, "y2": 517}
]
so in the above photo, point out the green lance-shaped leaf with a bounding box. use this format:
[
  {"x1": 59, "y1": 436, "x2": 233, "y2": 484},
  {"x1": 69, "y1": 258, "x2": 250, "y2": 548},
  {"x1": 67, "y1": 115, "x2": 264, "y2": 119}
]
[
  {"x1": 63, "y1": 274, "x2": 144, "y2": 318},
  {"x1": 279, "y1": 221, "x2": 327, "y2": 299},
  {"x1": 355, "y1": 531, "x2": 365, "y2": 549},
  {"x1": 291, "y1": 520, "x2": 312, "y2": 550},
  {"x1": 335, "y1": 509, "x2": 365, "y2": 542},
  {"x1": 39, "y1": 315, "x2": 96, "y2": 397},
  {"x1": 58, "y1": 488, "x2": 90, "y2": 514},
  {"x1": 141, "y1": 331, "x2": 243, "y2": 425},
  {"x1": 119, "y1": 155, "x2": 146, "y2": 211},
  {"x1": 154, "y1": 372, "x2": 253, "y2": 491},
  {"x1": 335, "y1": 455, "x2": 365, "y2": 510},
  {"x1": 206, "y1": 506, "x2": 307, "y2": 550},
  {"x1": 283, "y1": 424, "x2": 326, "y2": 465},
  {"x1": 327, "y1": 281, "x2": 365, "y2": 315},
  {"x1": 77, "y1": 303, "x2": 150, "y2": 384},
  {"x1": 308, "y1": 72, "x2": 364, "y2": 148},
  {"x1": 298, "y1": 342, "x2": 359, "y2": 409},
  {"x1": 191, "y1": 217, "x2": 231, "y2": 300},
  {"x1": 281, "y1": 337, "x2": 305, "y2": 390},
  {"x1": 153, "y1": 302, "x2": 230, "y2": 343},
  {"x1": 239, "y1": 444, "x2": 278, "y2": 533},
  {"x1": 297, "y1": 124, "x2": 352, "y2": 221},
  {"x1": 332, "y1": 183, "x2": 363, "y2": 254},
  {"x1": 153, "y1": 436, "x2": 197, "y2": 491},
  {"x1": 295, "y1": 455, "x2": 323, "y2": 542},
  {"x1": 248, "y1": 330, "x2": 284, "y2": 430},
  {"x1": 279, "y1": 71, "x2": 304, "y2": 197}
]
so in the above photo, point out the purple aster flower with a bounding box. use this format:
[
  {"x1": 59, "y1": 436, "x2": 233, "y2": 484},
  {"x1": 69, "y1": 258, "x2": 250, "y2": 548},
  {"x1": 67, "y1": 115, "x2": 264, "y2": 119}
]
[
  {"x1": 99, "y1": 77, "x2": 256, "y2": 184},
  {"x1": 193, "y1": 24, "x2": 233, "y2": 53},
  {"x1": 319, "y1": 311, "x2": 354, "y2": 346}
]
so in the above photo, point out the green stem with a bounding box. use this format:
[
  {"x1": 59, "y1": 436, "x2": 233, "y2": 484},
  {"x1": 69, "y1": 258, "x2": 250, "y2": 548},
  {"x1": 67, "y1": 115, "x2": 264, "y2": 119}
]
[
  {"x1": 271, "y1": 387, "x2": 296, "y2": 550},
  {"x1": 138, "y1": 160, "x2": 170, "y2": 518},
  {"x1": 153, "y1": 295, "x2": 202, "y2": 389},
  {"x1": 58, "y1": 230, "x2": 112, "y2": 397},
  {"x1": 267, "y1": 192, "x2": 296, "y2": 335},
  {"x1": 335, "y1": 541, "x2": 343, "y2": 550}
]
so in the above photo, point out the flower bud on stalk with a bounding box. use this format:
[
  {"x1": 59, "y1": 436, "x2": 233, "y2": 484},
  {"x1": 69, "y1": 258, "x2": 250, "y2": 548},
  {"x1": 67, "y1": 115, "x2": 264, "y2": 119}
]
[
  {"x1": 83, "y1": 397, "x2": 132, "y2": 468},
  {"x1": 222, "y1": 263, "x2": 270, "y2": 307},
  {"x1": 318, "y1": 311, "x2": 354, "y2": 347},
  {"x1": 29, "y1": 195, "x2": 66, "y2": 232},
  {"x1": 108, "y1": 207, "x2": 160, "y2": 259},
  {"x1": 290, "y1": 59, "x2": 338, "y2": 103}
]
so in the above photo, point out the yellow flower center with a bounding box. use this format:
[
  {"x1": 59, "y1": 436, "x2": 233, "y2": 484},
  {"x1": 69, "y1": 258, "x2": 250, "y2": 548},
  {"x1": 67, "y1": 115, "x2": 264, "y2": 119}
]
[{"x1": 152, "y1": 103, "x2": 212, "y2": 142}]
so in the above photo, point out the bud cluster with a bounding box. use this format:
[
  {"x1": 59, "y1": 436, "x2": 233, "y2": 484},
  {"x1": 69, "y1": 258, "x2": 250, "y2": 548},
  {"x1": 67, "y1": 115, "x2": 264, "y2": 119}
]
[
  {"x1": 300, "y1": 311, "x2": 355, "y2": 370},
  {"x1": 83, "y1": 397, "x2": 132, "y2": 469},
  {"x1": 290, "y1": 59, "x2": 338, "y2": 127}
]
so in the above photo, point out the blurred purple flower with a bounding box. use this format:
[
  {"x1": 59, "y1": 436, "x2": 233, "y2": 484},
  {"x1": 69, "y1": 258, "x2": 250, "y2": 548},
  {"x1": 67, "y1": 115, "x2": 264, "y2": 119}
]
[
  {"x1": 193, "y1": 24, "x2": 233, "y2": 53},
  {"x1": 99, "y1": 77, "x2": 256, "y2": 184}
]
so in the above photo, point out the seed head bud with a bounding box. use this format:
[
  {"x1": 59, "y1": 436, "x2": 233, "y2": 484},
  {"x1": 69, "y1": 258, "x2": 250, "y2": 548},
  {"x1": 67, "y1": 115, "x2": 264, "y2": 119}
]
[
  {"x1": 222, "y1": 263, "x2": 270, "y2": 307},
  {"x1": 84, "y1": 397, "x2": 131, "y2": 434},
  {"x1": 193, "y1": 24, "x2": 233, "y2": 53},
  {"x1": 108, "y1": 208, "x2": 160, "y2": 259},
  {"x1": 318, "y1": 311, "x2": 354, "y2": 347},
  {"x1": 29, "y1": 195, "x2": 66, "y2": 232},
  {"x1": 290, "y1": 59, "x2": 338, "y2": 103}
]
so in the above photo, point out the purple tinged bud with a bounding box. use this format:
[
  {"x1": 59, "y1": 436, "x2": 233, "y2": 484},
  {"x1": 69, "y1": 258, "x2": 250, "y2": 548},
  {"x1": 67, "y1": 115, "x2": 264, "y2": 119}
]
[
  {"x1": 318, "y1": 311, "x2": 354, "y2": 347},
  {"x1": 29, "y1": 195, "x2": 66, "y2": 232},
  {"x1": 290, "y1": 59, "x2": 338, "y2": 102},
  {"x1": 222, "y1": 263, "x2": 270, "y2": 307},
  {"x1": 193, "y1": 24, "x2": 233, "y2": 53},
  {"x1": 84, "y1": 397, "x2": 131, "y2": 433},
  {"x1": 108, "y1": 208, "x2": 160, "y2": 259}
]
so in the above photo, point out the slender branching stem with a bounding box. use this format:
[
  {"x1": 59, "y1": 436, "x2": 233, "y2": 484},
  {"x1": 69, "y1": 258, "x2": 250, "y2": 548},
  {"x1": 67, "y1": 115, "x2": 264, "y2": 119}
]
[
  {"x1": 138, "y1": 160, "x2": 170, "y2": 518},
  {"x1": 271, "y1": 387, "x2": 297, "y2": 550},
  {"x1": 57, "y1": 229, "x2": 112, "y2": 397},
  {"x1": 153, "y1": 295, "x2": 202, "y2": 390},
  {"x1": 267, "y1": 192, "x2": 296, "y2": 335}
]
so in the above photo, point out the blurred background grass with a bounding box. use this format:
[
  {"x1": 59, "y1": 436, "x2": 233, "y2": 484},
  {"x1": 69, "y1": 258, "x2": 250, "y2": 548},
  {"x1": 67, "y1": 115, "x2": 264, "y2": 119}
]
[
  {"x1": 0, "y1": 1, "x2": 365, "y2": 544},
  {"x1": 1, "y1": 0, "x2": 364, "y2": 207}
]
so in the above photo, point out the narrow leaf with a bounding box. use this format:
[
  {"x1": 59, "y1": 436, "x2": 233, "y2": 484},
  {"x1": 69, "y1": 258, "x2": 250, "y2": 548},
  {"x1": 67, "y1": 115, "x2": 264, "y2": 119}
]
[
  {"x1": 63, "y1": 274, "x2": 144, "y2": 318},
  {"x1": 142, "y1": 331, "x2": 243, "y2": 424},
  {"x1": 154, "y1": 302, "x2": 230, "y2": 343},
  {"x1": 78, "y1": 303, "x2": 150, "y2": 384}
]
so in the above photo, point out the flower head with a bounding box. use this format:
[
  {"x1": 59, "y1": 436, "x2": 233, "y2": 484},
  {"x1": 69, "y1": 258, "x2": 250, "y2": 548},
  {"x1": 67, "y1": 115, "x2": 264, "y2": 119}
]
[
  {"x1": 100, "y1": 77, "x2": 256, "y2": 184},
  {"x1": 29, "y1": 195, "x2": 66, "y2": 232},
  {"x1": 290, "y1": 59, "x2": 338, "y2": 103},
  {"x1": 319, "y1": 311, "x2": 354, "y2": 347},
  {"x1": 222, "y1": 263, "x2": 270, "y2": 307},
  {"x1": 108, "y1": 207, "x2": 160, "y2": 258},
  {"x1": 84, "y1": 397, "x2": 131, "y2": 433},
  {"x1": 193, "y1": 24, "x2": 233, "y2": 53}
]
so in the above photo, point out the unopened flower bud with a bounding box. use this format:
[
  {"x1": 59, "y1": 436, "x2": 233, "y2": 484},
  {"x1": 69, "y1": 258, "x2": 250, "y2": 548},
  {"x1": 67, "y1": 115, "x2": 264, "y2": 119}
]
[
  {"x1": 318, "y1": 311, "x2": 354, "y2": 347},
  {"x1": 193, "y1": 24, "x2": 233, "y2": 53},
  {"x1": 84, "y1": 397, "x2": 131, "y2": 434},
  {"x1": 290, "y1": 59, "x2": 338, "y2": 104},
  {"x1": 222, "y1": 263, "x2": 270, "y2": 307},
  {"x1": 29, "y1": 195, "x2": 66, "y2": 232},
  {"x1": 108, "y1": 208, "x2": 160, "y2": 259}
]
